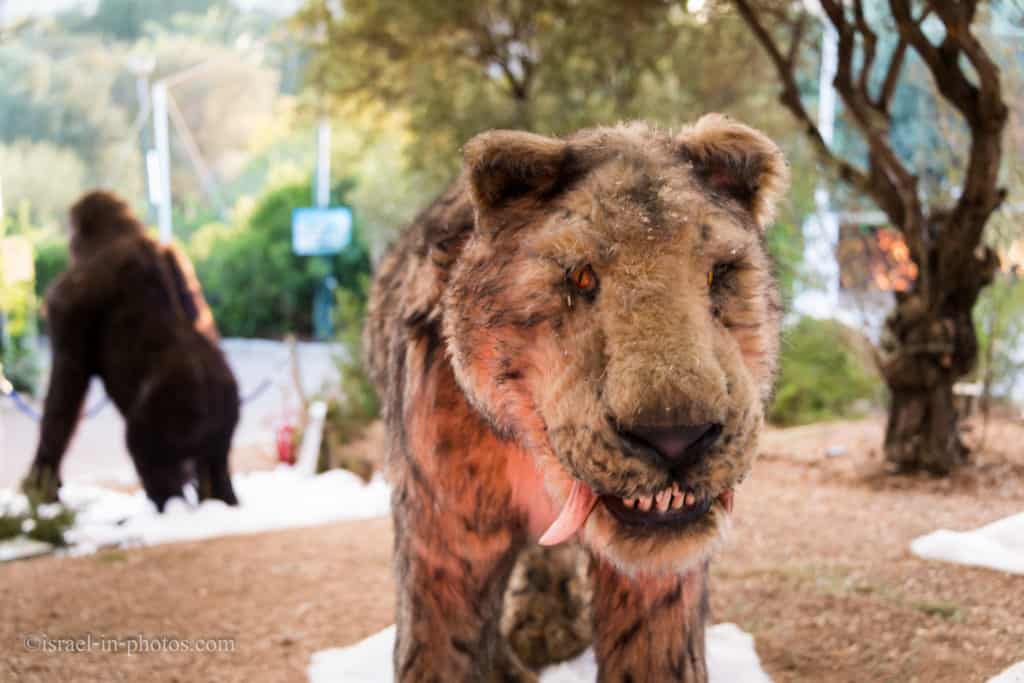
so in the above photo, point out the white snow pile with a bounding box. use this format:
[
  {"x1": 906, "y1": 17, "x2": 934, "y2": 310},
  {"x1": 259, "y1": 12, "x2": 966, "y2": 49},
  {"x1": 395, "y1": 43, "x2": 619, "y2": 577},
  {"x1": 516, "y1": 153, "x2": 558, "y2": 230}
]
[
  {"x1": 910, "y1": 512, "x2": 1024, "y2": 575},
  {"x1": 987, "y1": 661, "x2": 1024, "y2": 683},
  {"x1": 0, "y1": 536, "x2": 53, "y2": 562},
  {"x1": 0, "y1": 466, "x2": 391, "y2": 557},
  {"x1": 308, "y1": 622, "x2": 772, "y2": 683}
]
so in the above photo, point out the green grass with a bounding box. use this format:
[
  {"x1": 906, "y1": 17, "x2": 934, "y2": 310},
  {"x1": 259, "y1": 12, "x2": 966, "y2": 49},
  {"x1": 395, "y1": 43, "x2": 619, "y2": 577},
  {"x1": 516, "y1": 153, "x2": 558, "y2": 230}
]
[
  {"x1": 0, "y1": 492, "x2": 76, "y2": 547},
  {"x1": 912, "y1": 600, "x2": 962, "y2": 621}
]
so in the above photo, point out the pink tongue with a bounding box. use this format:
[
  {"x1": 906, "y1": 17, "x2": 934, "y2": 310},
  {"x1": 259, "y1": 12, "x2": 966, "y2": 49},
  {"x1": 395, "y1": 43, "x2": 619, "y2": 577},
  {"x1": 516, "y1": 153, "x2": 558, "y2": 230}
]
[{"x1": 538, "y1": 481, "x2": 598, "y2": 546}]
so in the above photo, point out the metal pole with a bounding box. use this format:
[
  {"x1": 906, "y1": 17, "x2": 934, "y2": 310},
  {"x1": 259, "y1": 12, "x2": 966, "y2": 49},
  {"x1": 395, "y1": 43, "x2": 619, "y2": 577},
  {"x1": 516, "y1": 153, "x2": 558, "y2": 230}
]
[
  {"x1": 152, "y1": 82, "x2": 173, "y2": 243},
  {"x1": 815, "y1": 23, "x2": 840, "y2": 314},
  {"x1": 795, "y1": 20, "x2": 840, "y2": 320},
  {"x1": 315, "y1": 118, "x2": 331, "y2": 209},
  {"x1": 166, "y1": 91, "x2": 226, "y2": 215}
]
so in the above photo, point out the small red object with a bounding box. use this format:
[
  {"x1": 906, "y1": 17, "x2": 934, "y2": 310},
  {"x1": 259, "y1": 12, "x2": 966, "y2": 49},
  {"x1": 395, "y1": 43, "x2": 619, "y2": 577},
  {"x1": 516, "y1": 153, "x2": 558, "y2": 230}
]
[{"x1": 276, "y1": 423, "x2": 296, "y2": 465}]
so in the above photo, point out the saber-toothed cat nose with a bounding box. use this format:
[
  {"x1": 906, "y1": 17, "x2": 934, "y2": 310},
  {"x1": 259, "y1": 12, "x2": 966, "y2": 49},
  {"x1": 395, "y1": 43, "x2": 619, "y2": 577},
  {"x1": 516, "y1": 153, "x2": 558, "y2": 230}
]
[{"x1": 618, "y1": 422, "x2": 723, "y2": 464}]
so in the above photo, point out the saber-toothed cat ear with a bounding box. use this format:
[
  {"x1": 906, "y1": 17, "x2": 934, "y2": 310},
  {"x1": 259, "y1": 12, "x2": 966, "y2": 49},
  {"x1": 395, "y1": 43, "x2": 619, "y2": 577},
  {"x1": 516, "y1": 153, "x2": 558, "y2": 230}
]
[
  {"x1": 677, "y1": 113, "x2": 789, "y2": 230},
  {"x1": 463, "y1": 130, "x2": 574, "y2": 211}
]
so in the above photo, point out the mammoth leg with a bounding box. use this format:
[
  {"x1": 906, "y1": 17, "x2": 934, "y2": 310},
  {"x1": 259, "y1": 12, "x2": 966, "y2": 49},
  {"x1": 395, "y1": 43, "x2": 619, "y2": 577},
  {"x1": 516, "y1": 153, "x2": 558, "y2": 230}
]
[
  {"x1": 126, "y1": 424, "x2": 187, "y2": 512},
  {"x1": 134, "y1": 458, "x2": 188, "y2": 513},
  {"x1": 195, "y1": 430, "x2": 237, "y2": 506},
  {"x1": 25, "y1": 355, "x2": 92, "y2": 502}
]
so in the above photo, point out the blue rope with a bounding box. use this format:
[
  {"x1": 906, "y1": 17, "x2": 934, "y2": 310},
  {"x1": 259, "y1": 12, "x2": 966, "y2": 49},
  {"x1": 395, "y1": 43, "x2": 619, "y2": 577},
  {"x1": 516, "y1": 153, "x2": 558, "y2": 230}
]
[
  {"x1": 2, "y1": 387, "x2": 110, "y2": 422},
  {"x1": 5, "y1": 388, "x2": 42, "y2": 421},
  {"x1": 83, "y1": 395, "x2": 111, "y2": 418},
  {"x1": 3, "y1": 350, "x2": 281, "y2": 420},
  {"x1": 5, "y1": 379, "x2": 271, "y2": 421},
  {"x1": 238, "y1": 377, "x2": 274, "y2": 404}
]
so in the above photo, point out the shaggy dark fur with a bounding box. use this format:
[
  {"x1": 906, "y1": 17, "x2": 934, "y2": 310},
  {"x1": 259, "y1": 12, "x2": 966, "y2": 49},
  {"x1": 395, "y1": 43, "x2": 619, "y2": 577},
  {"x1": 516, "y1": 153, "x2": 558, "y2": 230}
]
[{"x1": 23, "y1": 191, "x2": 239, "y2": 511}]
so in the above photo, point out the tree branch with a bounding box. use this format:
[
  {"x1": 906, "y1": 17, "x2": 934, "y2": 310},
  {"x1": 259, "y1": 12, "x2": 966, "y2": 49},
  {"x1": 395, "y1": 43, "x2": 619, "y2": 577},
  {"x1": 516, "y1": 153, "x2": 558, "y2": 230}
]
[
  {"x1": 877, "y1": 38, "x2": 907, "y2": 112},
  {"x1": 736, "y1": 0, "x2": 935, "y2": 293},
  {"x1": 890, "y1": 0, "x2": 979, "y2": 126},
  {"x1": 852, "y1": 0, "x2": 877, "y2": 105},
  {"x1": 890, "y1": 0, "x2": 1007, "y2": 278},
  {"x1": 820, "y1": 0, "x2": 926, "y2": 268},
  {"x1": 731, "y1": 0, "x2": 871, "y2": 195},
  {"x1": 785, "y1": 13, "x2": 807, "y2": 69}
]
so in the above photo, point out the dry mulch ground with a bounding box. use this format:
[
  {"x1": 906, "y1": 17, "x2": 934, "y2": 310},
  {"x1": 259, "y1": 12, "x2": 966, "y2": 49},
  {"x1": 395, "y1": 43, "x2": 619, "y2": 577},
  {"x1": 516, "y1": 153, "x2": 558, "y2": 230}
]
[{"x1": 2, "y1": 416, "x2": 1022, "y2": 682}]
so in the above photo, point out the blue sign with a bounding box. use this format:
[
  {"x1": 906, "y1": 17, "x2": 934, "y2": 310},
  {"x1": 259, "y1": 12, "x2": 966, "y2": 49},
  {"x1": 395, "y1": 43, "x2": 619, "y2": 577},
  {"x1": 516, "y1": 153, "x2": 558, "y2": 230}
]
[{"x1": 292, "y1": 207, "x2": 353, "y2": 255}]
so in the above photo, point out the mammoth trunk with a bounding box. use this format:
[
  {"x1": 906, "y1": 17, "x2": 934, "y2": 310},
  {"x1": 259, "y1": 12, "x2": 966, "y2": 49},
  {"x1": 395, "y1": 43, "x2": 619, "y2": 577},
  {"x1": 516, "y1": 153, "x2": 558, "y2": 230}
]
[{"x1": 879, "y1": 257, "x2": 992, "y2": 474}]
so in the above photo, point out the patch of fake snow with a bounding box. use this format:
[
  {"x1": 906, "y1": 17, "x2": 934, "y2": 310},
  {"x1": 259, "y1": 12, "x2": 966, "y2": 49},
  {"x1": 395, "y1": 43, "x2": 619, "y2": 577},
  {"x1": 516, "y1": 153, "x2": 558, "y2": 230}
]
[
  {"x1": 307, "y1": 622, "x2": 772, "y2": 683},
  {"x1": 910, "y1": 512, "x2": 1024, "y2": 575}
]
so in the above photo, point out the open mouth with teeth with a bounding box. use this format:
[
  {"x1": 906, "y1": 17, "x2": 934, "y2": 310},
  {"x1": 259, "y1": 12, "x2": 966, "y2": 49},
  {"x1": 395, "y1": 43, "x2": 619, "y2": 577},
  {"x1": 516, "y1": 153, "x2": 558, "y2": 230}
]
[
  {"x1": 538, "y1": 480, "x2": 734, "y2": 546},
  {"x1": 603, "y1": 484, "x2": 734, "y2": 528}
]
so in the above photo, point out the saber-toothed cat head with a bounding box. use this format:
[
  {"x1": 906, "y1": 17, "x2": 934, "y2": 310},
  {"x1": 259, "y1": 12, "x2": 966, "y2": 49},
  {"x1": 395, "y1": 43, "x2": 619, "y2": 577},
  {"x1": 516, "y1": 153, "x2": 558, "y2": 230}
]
[{"x1": 442, "y1": 115, "x2": 787, "y2": 574}]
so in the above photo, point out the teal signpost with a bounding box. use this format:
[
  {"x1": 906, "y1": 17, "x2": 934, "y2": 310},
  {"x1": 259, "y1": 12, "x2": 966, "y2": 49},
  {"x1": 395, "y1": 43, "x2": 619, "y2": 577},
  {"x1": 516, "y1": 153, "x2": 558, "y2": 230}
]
[
  {"x1": 293, "y1": 206, "x2": 353, "y2": 339},
  {"x1": 291, "y1": 207, "x2": 353, "y2": 256}
]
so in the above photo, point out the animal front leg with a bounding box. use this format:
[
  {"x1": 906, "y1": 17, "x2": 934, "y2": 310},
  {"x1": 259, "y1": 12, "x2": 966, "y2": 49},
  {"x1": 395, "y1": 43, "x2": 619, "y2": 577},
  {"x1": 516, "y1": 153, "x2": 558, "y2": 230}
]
[
  {"x1": 24, "y1": 354, "x2": 91, "y2": 502},
  {"x1": 590, "y1": 557, "x2": 710, "y2": 683},
  {"x1": 392, "y1": 507, "x2": 534, "y2": 683}
]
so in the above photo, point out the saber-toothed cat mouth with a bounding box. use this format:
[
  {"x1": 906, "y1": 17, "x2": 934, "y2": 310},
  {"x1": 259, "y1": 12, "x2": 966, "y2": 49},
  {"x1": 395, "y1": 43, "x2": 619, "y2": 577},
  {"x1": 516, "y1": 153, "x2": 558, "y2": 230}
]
[
  {"x1": 602, "y1": 485, "x2": 733, "y2": 529},
  {"x1": 538, "y1": 480, "x2": 735, "y2": 546}
]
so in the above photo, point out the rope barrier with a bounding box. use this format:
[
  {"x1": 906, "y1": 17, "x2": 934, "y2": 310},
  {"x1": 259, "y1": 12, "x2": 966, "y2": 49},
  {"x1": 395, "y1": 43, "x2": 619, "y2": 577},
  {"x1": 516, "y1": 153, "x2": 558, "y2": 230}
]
[
  {"x1": 1, "y1": 386, "x2": 111, "y2": 422},
  {"x1": 2, "y1": 366, "x2": 279, "y2": 422},
  {"x1": 238, "y1": 377, "x2": 274, "y2": 404}
]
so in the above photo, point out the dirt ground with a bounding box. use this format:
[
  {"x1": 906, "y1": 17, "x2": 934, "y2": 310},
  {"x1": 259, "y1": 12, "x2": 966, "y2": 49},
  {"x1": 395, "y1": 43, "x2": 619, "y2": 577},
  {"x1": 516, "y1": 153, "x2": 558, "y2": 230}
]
[{"x1": 2, "y1": 416, "x2": 1022, "y2": 682}]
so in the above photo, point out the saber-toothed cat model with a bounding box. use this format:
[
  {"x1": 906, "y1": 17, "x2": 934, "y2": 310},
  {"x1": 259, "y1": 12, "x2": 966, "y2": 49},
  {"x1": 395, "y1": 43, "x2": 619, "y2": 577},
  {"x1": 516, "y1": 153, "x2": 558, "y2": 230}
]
[{"x1": 366, "y1": 115, "x2": 787, "y2": 681}]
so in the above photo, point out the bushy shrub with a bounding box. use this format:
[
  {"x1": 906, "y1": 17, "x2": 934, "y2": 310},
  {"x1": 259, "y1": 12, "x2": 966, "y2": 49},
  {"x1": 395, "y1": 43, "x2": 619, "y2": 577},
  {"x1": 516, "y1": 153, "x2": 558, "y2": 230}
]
[
  {"x1": 973, "y1": 273, "x2": 1024, "y2": 402},
  {"x1": 769, "y1": 316, "x2": 883, "y2": 426},
  {"x1": 190, "y1": 178, "x2": 372, "y2": 338},
  {"x1": 318, "y1": 277, "x2": 380, "y2": 476},
  {"x1": 1, "y1": 229, "x2": 42, "y2": 393},
  {"x1": 0, "y1": 510, "x2": 22, "y2": 540},
  {"x1": 0, "y1": 142, "x2": 85, "y2": 229},
  {"x1": 32, "y1": 236, "x2": 69, "y2": 300},
  {"x1": 0, "y1": 492, "x2": 76, "y2": 547}
]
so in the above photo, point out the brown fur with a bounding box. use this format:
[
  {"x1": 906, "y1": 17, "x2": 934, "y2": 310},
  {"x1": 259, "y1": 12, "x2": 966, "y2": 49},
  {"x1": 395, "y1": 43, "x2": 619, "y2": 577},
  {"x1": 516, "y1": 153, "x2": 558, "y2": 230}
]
[
  {"x1": 22, "y1": 191, "x2": 239, "y2": 511},
  {"x1": 367, "y1": 115, "x2": 787, "y2": 681}
]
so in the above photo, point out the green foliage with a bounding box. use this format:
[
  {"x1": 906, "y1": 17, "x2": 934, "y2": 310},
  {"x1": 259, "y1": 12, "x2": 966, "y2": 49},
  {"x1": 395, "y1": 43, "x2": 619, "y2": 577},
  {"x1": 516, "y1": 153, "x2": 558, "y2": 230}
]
[
  {"x1": 298, "y1": 0, "x2": 814, "y2": 283},
  {"x1": 297, "y1": 0, "x2": 793, "y2": 180},
  {"x1": 765, "y1": 215, "x2": 805, "y2": 308},
  {"x1": 318, "y1": 278, "x2": 380, "y2": 476},
  {"x1": 31, "y1": 237, "x2": 69, "y2": 302},
  {"x1": 190, "y1": 179, "x2": 372, "y2": 337},
  {"x1": 0, "y1": 331, "x2": 39, "y2": 394},
  {"x1": 333, "y1": 279, "x2": 379, "y2": 422},
  {"x1": 0, "y1": 511, "x2": 22, "y2": 541},
  {"x1": 973, "y1": 273, "x2": 1024, "y2": 400},
  {"x1": 1, "y1": 10, "x2": 284, "y2": 220},
  {"x1": 23, "y1": 503, "x2": 76, "y2": 547},
  {"x1": 769, "y1": 317, "x2": 883, "y2": 426},
  {"x1": 0, "y1": 218, "x2": 41, "y2": 393},
  {"x1": 0, "y1": 492, "x2": 76, "y2": 547},
  {"x1": 62, "y1": 0, "x2": 228, "y2": 42},
  {"x1": 0, "y1": 40, "x2": 143, "y2": 203},
  {"x1": 0, "y1": 142, "x2": 85, "y2": 228}
]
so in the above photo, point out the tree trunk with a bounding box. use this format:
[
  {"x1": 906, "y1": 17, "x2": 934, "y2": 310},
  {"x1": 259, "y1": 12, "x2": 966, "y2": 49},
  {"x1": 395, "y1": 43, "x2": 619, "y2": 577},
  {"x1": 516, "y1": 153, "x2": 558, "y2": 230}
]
[
  {"x1": 879, "y1": 239, "x2": 998, "y2": 474},
  {"x1": 884, "y1": 379, "x2": 967, "y2": 475}
]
